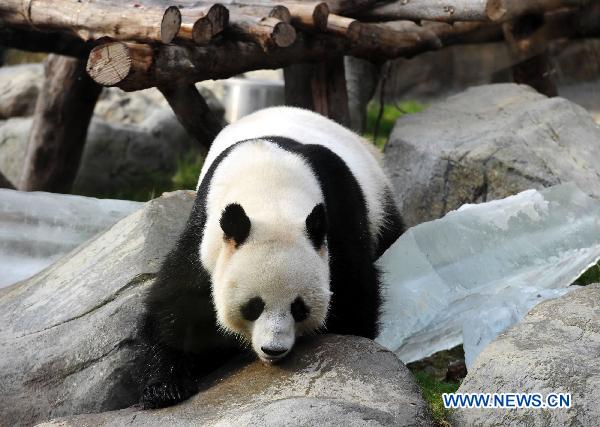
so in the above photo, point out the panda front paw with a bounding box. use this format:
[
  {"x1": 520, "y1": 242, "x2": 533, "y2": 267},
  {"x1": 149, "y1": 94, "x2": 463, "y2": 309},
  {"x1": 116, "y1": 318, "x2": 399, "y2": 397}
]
[{"x1": 141, "y1": 380, "x2": 197, "y2": 409}]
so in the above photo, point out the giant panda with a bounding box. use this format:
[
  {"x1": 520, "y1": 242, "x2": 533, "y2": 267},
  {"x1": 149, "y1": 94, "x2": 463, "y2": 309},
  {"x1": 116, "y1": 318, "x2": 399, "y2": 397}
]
[{"x1": 140, "y1": 106, "x2": 405, "y2": 409}]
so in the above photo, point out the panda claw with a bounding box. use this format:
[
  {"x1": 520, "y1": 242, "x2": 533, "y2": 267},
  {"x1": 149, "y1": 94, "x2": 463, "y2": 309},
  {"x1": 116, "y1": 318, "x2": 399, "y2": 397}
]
[{"x1": 141, "y1": 380, "x2": 196, "y2": 410}]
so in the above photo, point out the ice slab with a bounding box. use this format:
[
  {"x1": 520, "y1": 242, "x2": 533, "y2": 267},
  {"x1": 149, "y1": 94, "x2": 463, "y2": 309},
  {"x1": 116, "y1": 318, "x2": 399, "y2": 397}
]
[
  {"x1": 0, "y1": 189, "x2": 142, "y2": 288},
  {"x1": 376, "y1": 183, "x2": 600, "y2": 367}
]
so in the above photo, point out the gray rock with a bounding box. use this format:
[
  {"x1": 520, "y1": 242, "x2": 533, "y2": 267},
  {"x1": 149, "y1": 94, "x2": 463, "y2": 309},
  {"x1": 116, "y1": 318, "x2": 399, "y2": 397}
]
[
  {"x1": 40, "y1": 335, "x2": 433, "y2": 427},
  {"x1": 0, "y1": 189, "x2": 141, "y2": 288},
  {"x1": 0, "y1": 191, "x2": 195, "y2": 427},
  {"x1": 0, "y1": 63, "x2": 43, "y2": 119},
  {"x1": 345, "y1": 56, "x2": 380, "y2": 133},
  {"x1": 95, "y1": 85, "x2": 225, "y2": 126},
  {"x1": 0, "y1": 117, "x2": 30, "y2": 186},
  {"x1": 385, "y1": 83, "x2": 600, "y2": 227},
  {"x1": 451, "y1": 284, "x2": 600, "y2": 427},
  {"x1": 71, "y1": 110, "x2": 196, "y2": 196},
  {"x1": 0, "y1": 110, "x2": 197, "y2": 196},
  {"x1": 1, "y1": 190, "x2": 432, "y2": 427}
]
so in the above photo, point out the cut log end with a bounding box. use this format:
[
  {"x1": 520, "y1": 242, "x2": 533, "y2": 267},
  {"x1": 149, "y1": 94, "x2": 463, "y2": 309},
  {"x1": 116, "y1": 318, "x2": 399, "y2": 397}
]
[
  {"x1": 270, "y1": 5, "x2": 292, "y2": 24},
  {"x1": 193, "y1": 4, "x2": 229, "y2": 44},
  {"x1": 207, "y1": 4, "x2": 229, "y2": 35},
  {"x1": 161, "y1": 6, "x2": 182, "y2": 44},
  {"x1": 288, "y1": 2, "x2": 329, "y2": 30},
  {"x1": 86, "y1": 42, "x2": 132, "y2": 86},
  {"x1": 313, "y1": 2, "x2": 330, "y2": 30},
  {"x1": 193, "y1": 20, "x2": 214, "y2": 44},
  {"x1": 327, "y1": 14, "x2": 360, "y2": 37},
  {"x1": 271, "y1": 20, "x2": 297, "y2": 48}
]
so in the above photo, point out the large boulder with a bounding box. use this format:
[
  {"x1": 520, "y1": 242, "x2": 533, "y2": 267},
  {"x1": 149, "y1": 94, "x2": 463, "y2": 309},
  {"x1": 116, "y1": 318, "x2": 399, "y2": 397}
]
[
  {"x1": 451, "y1": 284, "x2": 600, "y2": 426},
  {"x1": 0, "y1": 63, "x2": 44, "y2": 119},
  {"x1": 0, "y1": 189, "x2": 141, "y2": 288},
  {"x1": 1, "y1": 191, "x2": 432, "y2": 427},
  {"x1": 385, "y1": 83, "x2": 600, "y2": 227},
  {"x1": 0, "y1": 191, "x2": 195, "y2": 426},
  {"x1": 41, "y1": 335, "x2": 433, "y2": 427},
  {"x1": 0, "y1": 112, "x2": 194, "y2": 195}
]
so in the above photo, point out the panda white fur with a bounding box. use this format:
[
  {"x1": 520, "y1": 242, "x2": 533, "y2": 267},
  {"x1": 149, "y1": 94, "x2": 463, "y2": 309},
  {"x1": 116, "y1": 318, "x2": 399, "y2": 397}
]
[{"x1": 141, "y1": 107, "x2": 404, "y2": 409}]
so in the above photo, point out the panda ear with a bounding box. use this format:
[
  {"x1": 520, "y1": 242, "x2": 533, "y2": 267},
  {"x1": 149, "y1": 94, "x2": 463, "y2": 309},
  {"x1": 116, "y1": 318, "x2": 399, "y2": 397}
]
[
  {"x1": 220, "y1": 203, "x2": 251, "y2": 246},
  {"x1": 306, "y1": 203, "x2": 328, "y2": 249}
]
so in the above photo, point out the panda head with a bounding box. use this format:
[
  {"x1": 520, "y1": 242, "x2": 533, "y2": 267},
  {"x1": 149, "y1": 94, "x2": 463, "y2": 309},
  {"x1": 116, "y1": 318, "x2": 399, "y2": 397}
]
[{"x1": 211, "y1": 202, "x2": 331, "y2": 363}]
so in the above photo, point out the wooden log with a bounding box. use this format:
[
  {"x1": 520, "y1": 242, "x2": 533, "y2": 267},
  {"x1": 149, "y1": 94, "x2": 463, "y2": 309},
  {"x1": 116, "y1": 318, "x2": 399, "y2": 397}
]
[
  {"x1": 19, "y1": 54, "x2": 102, "y2": 192},
  {"x1": 355, "y1": 20, "x2": 504, "y2": 59},
  {"x1": 0, "y1": 26, "x2": 89, "y2": 58},
  {"x1": 284, "y1": 64, "x2": 317, "y2": 110},
  {"x1": 486, "y1": 0, "x2": 588, "y2": 22},
  {"x1": 270, "y1": 5, "x2": 293, "y2": 23},
  {"x1": 327, "y1": 16, "x2": 496, "y2": 59},
  {"x1": 158, "y1": 84, "x2": 224, "y2": 155},
  {"x1": 212, "y1": 4, "x2": 292, "y2": 24},
  {"x1": 357, "y1": 0, "x2": 489, "y2": 22},
  {"x1": 311, "y1": 57, "x2": 351, "y2": 127},
  {"x1": 287, "y1": 2, "x2": 330, "y2": 30},
  {"x1": 160, "y1": 6, "x2": 182, "y2": 44},
  {"x1": 0, "y1": 0, "x2": 182, "y2": 44},
  {"x1": 189, "y1": 0, "x2": 374, "y2": 15},
  {"x1": 325, "y1": 13, "x2": 361, "y2": 37},
  {"x1": 86, "y1": 42, "x2": 154, "y2": 89},
  {"x1": 175, "y1": 4, "x2": 229, "y2": 44},
  {"x1": 86, "y1": 37, "x2": 347, "y2": 91},
  {"x1": 284, "y1": 58, "x2": 351, "y2": 127},
  {"x1": 85, "y1": 18, "x2": 510, "y2": 92},
  {"x1": 503, "y1": 13, "x2": 557, "y2": 96},
  {"x1": 229, "y1": 14, "x2": 296, "y2": 50},
  {"x1": 0, "y1": 170, "x2": 15, "y2": 190}
]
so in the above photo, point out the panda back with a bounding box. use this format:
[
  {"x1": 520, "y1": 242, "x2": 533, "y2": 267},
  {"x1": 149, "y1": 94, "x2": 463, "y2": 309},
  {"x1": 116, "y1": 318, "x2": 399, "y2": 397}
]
[{"x1": 199, "y1": 107, "x2": 391, "y2": 240}]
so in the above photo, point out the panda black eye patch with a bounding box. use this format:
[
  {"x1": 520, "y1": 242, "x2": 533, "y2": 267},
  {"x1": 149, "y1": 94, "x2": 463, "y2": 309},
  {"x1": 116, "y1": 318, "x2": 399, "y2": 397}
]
[
  {"x1": 241, "y1": 297, "x2": 265, "y2": 321},
  {"x1": 291, "y1": 297, "x2": 310, "y2": 322}
]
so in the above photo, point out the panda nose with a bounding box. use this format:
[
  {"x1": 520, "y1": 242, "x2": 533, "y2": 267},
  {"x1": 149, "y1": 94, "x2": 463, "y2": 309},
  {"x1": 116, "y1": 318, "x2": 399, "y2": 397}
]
[{"x1": 261, "y1": 346, "x2": 288, "y2": 356}]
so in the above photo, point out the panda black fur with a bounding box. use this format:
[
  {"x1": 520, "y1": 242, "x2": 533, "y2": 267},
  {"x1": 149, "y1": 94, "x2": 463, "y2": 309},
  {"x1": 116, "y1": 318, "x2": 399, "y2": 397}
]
[{"x1": 141, "y1": 107, "x2": 405, "y2": 409}]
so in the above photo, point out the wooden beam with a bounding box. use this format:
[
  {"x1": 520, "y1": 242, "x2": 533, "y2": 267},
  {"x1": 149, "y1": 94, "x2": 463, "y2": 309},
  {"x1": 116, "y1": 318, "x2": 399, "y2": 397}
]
[
  {"x1": 188, "y1": 0, "x2": 375, "y2": 15},
  {"x1": 0, "y1": 0, "x2": 180, "y2": 44},
  {"x1": 158, "y1": 83, "x2": 224, "y2": 156},
  {"x1": 178, "y1": 4, "x2": 230, "y2": 44},
  {"x1": 0, "y1": 26, "x2": 89, "y2": 58},
  {"x1": 19, "y1": 54, "x2": 102, "y2": 192},
  {"x1": 287, "y1": 2, "x2": 330, "y2": 30},
  {"x1": 503, "y1": 13, "x2": 557, "y2": 96},
  {"x1": 86, "y1": 36, "x2": 348, "y2": 91},
  {"x1": 229, "y1": 14, "x2": 296, "y2": 50},
  {"x1": 283, "y1": 57, "x2": 351, "y2": 127},
  {"x1": 486, "y1": 0, "x2": 589, "y2": 22},
  {"x1": 357, "y1": 0, "x2": 489, "y2": 22},
  {"x1": 85, "y1": 18, "x2": 508, "y2": 92},
  {"x1": 311, "y1": 57, "x2": 351, "y2": 127},
  {"x1": 284, "y1": 64, "x2": 316, "y2": 110},
  {"x1": 160, "y1": 6, "x2": 183, "y2": 44}
]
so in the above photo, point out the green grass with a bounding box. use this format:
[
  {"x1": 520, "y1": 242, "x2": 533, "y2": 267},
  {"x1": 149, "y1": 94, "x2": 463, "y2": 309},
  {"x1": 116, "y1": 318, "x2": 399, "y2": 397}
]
[
  {"x1": 81, "y1": 150, "x2": 204, "y2": 202},
  {"x1": 411, "y1": 371, "x2": 460, "y2": 426},
  {"x1": 363, "y1": 101, "x2": 426, "y2": 149},
  {"x1": 171, "y1": 150, "x2": 205, "y2": 190},
  {"x1": 4, "y1": 49, "x2": 47, "y2": 65}
]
